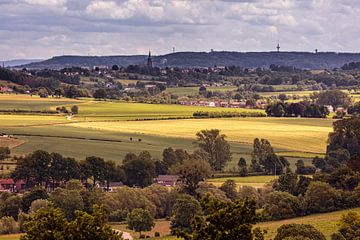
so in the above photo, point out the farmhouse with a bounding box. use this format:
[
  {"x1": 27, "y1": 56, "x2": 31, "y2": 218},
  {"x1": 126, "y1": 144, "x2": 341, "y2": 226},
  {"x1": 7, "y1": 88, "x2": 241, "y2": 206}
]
[
  {"x1": 155, "y1": 175, "x2": 179, "y2": 187},
  {"x1": 0, "y1": 86, "x2": 13, "y2": 93},
  {"x1": 0, "y1": 179, "x2": 26, "y2": 193}
]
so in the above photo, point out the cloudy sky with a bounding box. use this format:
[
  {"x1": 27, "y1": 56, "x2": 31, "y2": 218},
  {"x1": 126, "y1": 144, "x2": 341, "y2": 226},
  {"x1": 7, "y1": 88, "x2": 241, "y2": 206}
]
[{"x1": 1, "y1": 0, "x2": 360, "y2": 60}]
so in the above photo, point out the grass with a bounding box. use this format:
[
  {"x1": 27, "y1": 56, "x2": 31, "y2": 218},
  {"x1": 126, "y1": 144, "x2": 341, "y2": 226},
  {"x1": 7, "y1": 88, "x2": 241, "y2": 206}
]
[
  {"x1": 0, "y1": 94, "x2": 82, "y2": 111},
  {"x1": 112, "y1": 220, "x2": 172, "y2": 238},
  {"x1": 207, "y1": 175, "x2": 276, "y2": 188},
  {"x1": 257, "y1": 208, "x2": 360, "y2": 239},
  {"x1": 0, "y1": 234, "x2": 22, "y2": 240}
]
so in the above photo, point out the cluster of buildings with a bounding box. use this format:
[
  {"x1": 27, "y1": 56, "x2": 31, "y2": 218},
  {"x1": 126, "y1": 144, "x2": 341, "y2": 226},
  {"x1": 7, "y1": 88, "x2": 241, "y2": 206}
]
[
  {"x1": 0, "y1": 175, "x2": 180, "y2": 193},
  {"x1": 179, "y1": 100, "x2": 266, "y2": 109}
]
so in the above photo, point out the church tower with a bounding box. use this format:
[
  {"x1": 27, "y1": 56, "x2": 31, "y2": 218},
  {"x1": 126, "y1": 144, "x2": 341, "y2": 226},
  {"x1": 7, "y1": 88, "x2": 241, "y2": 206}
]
[{"x1": 147, "y1": 51, "x2": 153, "y2": 68}]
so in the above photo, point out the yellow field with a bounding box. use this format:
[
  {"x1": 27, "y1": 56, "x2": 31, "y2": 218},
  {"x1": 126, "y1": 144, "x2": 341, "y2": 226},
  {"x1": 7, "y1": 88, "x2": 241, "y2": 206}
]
[{"x1": 70, "y1": 117, "x2": 333, "y2": 154}]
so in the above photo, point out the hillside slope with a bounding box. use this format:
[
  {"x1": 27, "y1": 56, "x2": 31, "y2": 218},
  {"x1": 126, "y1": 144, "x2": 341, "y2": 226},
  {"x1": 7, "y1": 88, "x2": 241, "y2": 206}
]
[{"x1": 20, "y1": 51, "x2": 360, "y2": 70}]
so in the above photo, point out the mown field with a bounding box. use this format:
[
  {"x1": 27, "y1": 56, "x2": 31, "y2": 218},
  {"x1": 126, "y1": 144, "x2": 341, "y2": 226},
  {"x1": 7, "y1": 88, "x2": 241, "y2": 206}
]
[
  {"x1": 0, "y1": 94, "x2": 331, "y2": 170},
  {"x1": 70, "y1": 117, "x2": 332, "y2": 154}
]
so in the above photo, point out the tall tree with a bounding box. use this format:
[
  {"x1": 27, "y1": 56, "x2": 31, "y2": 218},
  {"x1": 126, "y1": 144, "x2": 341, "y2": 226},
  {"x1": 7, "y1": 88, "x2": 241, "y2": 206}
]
[
  {"x1": 122, "y1": 151, "x2": 156, "y2": 188},
  {"x1": 127, "y1": 208, "x2": 155, "y2": 237},
  {"x1": 170, "y1": 194, "x2": 202, "y2": 236},
  {"x1": 181, "y1": 197, "x2": 264, "y2": 240},
  {"x1": 169, "y1": 158, "x2": 212, "y2": 195},
  {"x1": 83, "y1": 156, "x2": 106, "y2": 187},
  {"x1": 196, "y1": 129, "x2": 231, "y2": 171}
]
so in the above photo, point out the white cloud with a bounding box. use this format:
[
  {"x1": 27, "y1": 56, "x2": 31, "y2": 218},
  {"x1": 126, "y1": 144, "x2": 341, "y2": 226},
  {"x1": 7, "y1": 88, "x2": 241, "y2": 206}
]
[{"x1": 1, "y1": 0, "x2": 360, "y2": 60}]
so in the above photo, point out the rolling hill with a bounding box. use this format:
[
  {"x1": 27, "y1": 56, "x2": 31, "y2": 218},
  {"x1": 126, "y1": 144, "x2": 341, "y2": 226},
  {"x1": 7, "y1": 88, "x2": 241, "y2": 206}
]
[{"x1": 19, "y1": 51, "x2": 360, "y2": 70}]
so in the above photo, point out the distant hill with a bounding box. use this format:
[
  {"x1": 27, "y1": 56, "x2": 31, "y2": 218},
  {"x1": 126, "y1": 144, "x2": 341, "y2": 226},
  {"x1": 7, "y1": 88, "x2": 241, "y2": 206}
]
[
  {"x1": 19, "y1": 51, "x2": 360, "y2": 70},
  {"x1": 3, "y1": 59, "x2": 43, "y2": 67}
]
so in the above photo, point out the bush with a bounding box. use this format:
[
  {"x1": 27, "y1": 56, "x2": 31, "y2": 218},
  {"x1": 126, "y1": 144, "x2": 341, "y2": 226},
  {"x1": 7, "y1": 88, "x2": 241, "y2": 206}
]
[
  {"x1": 262, "y1": 191, "x2": 303, "y2": 220},
  {"x1": 0, "y1": 216, "x2": 18, "y2": 234},
  {"x1": 304, "y1": 182, "x2": 340, "y2": 213},
  {"x1": 108, "y1": 209, "x2": 128, "y2": 222},
  {"x1": 274, "y1": 224, "x2": 326, "y2": 240}
]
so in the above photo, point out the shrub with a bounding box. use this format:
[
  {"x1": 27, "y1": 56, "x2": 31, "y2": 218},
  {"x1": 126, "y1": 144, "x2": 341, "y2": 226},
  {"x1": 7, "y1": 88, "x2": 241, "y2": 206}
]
[
  {"x1": 274, "y1": 224, "x2": 326, "y2": 240},
  {"x1": 0, "y1": 216, "x2": 18, "y2": 234},
  {"x1": 304, "y1": 182, "x2": 340, "y2": 213},
  {"x1": 108, "y1": 209, "x2": 128, "y2": 222},
  {"x1": 262, "y1": 191, "x2": 303, "y2": 220}
]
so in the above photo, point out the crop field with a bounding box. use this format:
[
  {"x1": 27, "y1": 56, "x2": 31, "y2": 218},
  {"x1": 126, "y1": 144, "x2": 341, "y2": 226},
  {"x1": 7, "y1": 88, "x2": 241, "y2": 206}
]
[
  {"x1": 0, "y1": 94, "x2": 333, "y2": 170},
  {"x1": 0, "y1": 94, "x2": 82, "y2": 111},
  {"x1": 70, "y1": 117, "x2": 333, "y2": 154},
  {"x1": 72, "y1": 100, "x2": 264, "y2": 121}
]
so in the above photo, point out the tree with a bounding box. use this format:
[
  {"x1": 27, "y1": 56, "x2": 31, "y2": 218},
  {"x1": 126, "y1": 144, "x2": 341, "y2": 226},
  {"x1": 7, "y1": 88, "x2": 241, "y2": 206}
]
[
  {"x1": 274, "y1": 224, "x2": 326, "y2": 240},
  {"x1": 122, "y1": 151, "x2": 156, "y2": 188},
  {"x1": 70, "y1": 105, "x2": 78, "y2": 114},
  {"x1": 170, "y1": 194, "x2": 201, "y2": 235},
  {"x1": 238, "y1": 157, "x2": 248, "y2": 177},
  {"x1": 332, "y1": 211, "x2": 360, "y2": 239},
  {"x1": 327, "y1": 117, "x2": 360, "y2": 167},
  {"x1": 112, "y1": 65, "x2": 119, "y2": 71},
  {"x1": 143, "y1": 184, "x2": 174, "y2": 218},
  {"x1": 20, "y1": 205, "x2": 121, "y2": 240},
  {"x1": 169, "y1": 158, "x2": 212, "y2": 195},
  {"x1": 50, "y1": 188, "x2": 84, "y2": 220},
  {"x1": 54, "y1": 88, "x2": 64, "y2": 98},
  {"x1": 93, "y1": 88, "x2": 107, "y2": 100},
  {"x1": 262, "y1": 191, "x2": 302, "y2": 220},
  {"x1": 278, "y1": 93, "x2": 288, "y2": 101},
  {"x1": 219, "y1": 180, "x2": 238, "y2": 200},
  {"x1": 273, "y1": 172, "x2": 298, "y2": 195},
  {"x1": 104, "y1": 161, "x2": 123, "y2": 191},
  {"x1": 182, "y1": 197, "x2": 264, "y2": 240},
  {"x1": 21, "y1": 187, "x2": 48, "y2": 213},
  {"x1": 251, "y1": 138, "x2": 288, "y2": 175},
  {"x1": 0, "y1": 195, "x2": 22, "y2": 220},
  {"x1": 304, "y1": 182, "x2": 340, "y2": 213},
  {"x1": 162, "y1": 147, "x2": 188, "y2": 169},
  {"x1": 83, "y1": 156, "x2": 106, "y2": 187},
  {"x1": 127, "y1": 208, "x2": 154, "y2": 237},
  {"x1": 196, "y1": 129, "x2": 231, "y2": 171},
  {"x1": 315, "y1": 90, "x2": 351, "y2": 109},
  {"x1": 12, "y1": 150, "x2": 52, "y2": 186},
  {"x1": 295, "y1": 159, "x2": 316, "y2": 175},
  {"x1": 104, "y1": 187, "x2": 156, "y2": 217},
  {"x1": 0, "y1": 147, "x2": 10, "y2": 160}
]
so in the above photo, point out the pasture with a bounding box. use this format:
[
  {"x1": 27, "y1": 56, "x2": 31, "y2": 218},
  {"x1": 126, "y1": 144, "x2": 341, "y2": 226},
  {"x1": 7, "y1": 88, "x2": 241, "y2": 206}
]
[
  {"x1": 257, "y1": 208, "x2": 360, "y2": 239},
  {"x1": 111, "y1": 207, "x2": 360, "y2": 240},
  {"x1": 207, "y1": 175, "x2": 276, "y2": 188}
]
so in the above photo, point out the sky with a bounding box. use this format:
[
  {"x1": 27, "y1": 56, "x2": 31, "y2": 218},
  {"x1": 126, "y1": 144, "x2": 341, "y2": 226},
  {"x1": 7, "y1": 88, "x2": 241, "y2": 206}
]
[{"x1": 1, "y1": 0, "x2": 360, "y2": 60}]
